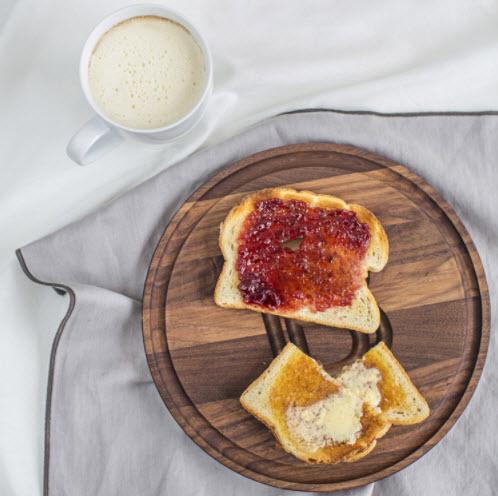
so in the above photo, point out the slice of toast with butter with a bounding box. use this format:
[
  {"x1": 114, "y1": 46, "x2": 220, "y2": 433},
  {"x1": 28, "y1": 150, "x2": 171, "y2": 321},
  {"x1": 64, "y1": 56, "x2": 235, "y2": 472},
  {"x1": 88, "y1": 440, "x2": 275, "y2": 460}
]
[{"x1": 240, "y1": 342, "x2": 429, "y2": 464}]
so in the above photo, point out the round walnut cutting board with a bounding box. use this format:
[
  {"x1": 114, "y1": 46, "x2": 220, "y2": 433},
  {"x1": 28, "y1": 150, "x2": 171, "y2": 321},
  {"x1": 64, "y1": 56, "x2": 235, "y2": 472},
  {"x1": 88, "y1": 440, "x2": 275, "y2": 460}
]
[{"x1": 142, "y1": 143, "x2": 489, "y2": 492}]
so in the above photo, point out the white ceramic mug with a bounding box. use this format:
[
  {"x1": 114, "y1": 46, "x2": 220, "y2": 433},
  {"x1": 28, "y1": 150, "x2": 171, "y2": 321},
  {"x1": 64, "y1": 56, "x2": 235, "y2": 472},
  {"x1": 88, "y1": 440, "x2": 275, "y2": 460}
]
[{"x1": 67, "y1": 4, "x2": 213, "y2": 165}]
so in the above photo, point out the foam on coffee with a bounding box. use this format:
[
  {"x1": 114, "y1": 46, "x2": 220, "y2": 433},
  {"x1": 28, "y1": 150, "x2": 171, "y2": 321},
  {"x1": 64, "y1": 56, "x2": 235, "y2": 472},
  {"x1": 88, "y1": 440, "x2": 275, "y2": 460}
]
[{"x1": 88, "y1": 16, "x2": 206, "y2": 129}]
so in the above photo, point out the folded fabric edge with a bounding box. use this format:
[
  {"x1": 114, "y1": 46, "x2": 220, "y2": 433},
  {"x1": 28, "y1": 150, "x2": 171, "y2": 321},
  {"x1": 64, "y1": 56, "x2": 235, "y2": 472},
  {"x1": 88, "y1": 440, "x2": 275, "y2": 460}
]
[
  {"x1": 283, "y1": 107, "x2": 498, "y2": 117},
  {"x1": 15, "y1": 248, "x2": 76, "y2": 496}
]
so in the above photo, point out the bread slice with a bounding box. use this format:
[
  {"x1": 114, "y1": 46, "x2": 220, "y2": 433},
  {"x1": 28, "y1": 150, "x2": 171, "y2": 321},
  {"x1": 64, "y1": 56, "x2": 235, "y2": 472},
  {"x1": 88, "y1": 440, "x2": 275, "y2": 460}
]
[
  {"x1": 240, "y1": 342, "x2": 429, "y2": 464},
  {"x1": 364, "y1": 342, "x2": 430, "y2": 425},
  {"x1": 214, "y1": 188, "x2": 388, "y2": 333}
]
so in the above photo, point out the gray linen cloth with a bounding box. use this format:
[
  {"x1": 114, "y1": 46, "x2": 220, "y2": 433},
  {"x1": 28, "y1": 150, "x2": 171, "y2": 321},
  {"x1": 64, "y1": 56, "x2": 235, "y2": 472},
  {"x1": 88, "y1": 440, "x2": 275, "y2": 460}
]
[{"x1": 18, "y1": 111, "x2": 497, "y2": 496}]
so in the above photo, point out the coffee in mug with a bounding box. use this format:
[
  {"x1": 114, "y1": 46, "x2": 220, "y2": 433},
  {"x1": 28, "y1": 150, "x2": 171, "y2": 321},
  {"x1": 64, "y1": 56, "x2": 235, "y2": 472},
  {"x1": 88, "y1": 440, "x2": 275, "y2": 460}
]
[
  {"x1": 88, "y1": 15, "x2": 206, "y2": 130},
  {"x1": 67, "y1": 5, "x2": 212, "y2": 165}
]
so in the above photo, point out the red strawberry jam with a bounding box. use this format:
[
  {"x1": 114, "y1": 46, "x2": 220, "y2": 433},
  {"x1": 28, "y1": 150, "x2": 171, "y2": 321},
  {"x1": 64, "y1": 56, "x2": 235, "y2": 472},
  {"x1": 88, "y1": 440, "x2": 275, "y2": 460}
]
[{"x1": 236, "y1": 198, "x2": 370, "y2": 312}]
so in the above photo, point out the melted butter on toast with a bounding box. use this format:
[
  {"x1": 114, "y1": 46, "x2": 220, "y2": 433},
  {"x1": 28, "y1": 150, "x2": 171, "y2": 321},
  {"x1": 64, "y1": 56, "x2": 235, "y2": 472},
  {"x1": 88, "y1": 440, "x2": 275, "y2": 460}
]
[
  {"x1": 241, "y1": 342, "x2": 429, "y2": 464},
  {"x1": 269, "y1": 350, "x2": 388, "y2": 458}
]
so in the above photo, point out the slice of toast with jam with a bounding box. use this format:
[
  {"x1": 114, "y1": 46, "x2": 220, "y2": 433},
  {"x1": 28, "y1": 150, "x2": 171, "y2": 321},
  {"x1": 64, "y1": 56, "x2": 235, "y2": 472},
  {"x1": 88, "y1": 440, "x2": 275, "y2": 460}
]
[{"x1": 215, "y1": 188, "x2": 388, "y2": 333}]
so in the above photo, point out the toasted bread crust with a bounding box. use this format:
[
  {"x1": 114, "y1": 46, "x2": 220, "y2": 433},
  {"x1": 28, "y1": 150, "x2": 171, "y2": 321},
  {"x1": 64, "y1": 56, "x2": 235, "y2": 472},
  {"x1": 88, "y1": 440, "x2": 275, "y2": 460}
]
[
  {"x1": 215, "y1": 188, "x2": 389, "y2": 333},
  {"x1": 240, "y1": 342, "x2": 429, "y2": 464},
  {"x1": 241, "y1": 344, "x2": 389, "y2": 464},
  {"x1": 364, "y1": 342, "x2": 430, "y2": 424}
]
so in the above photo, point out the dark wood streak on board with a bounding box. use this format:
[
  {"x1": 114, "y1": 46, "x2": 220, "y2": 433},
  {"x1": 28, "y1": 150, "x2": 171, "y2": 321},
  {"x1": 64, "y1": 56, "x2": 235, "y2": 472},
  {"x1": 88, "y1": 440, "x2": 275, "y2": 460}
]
[{"x1": 262, "y1": 314, "x2": 287, "y2": 357}]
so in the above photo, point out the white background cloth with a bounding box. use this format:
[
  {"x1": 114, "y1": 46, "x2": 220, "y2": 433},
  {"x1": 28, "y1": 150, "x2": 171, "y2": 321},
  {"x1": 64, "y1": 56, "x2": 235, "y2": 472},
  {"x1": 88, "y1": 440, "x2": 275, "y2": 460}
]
[{"x1": 1, "y1": 1, "x2": 498, "y2": 495}]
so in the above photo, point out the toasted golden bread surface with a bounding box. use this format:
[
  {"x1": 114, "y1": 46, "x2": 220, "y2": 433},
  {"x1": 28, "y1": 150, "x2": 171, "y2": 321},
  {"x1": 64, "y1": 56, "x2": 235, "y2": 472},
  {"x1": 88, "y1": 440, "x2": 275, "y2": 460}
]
[
  {"x1": 364, "y1": 342, "x2": 430, "y2": 424},
  {"x1": 240, "y1": 342, "x2": 429, "y2": 464}
]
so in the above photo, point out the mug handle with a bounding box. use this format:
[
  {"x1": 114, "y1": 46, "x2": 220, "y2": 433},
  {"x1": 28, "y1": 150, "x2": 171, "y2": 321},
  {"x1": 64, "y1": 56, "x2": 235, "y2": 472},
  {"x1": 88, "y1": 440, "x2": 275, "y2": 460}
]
[{"x1": 66, "y1": 115, "x2": 124, "y2": 165}]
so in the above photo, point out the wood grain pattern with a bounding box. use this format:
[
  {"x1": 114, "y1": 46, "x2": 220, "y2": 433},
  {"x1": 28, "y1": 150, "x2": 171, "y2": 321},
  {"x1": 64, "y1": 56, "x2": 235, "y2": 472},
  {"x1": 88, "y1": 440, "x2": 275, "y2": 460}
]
[{"x1": 142, "y1": 143, "x2": 490, "y2": 492}]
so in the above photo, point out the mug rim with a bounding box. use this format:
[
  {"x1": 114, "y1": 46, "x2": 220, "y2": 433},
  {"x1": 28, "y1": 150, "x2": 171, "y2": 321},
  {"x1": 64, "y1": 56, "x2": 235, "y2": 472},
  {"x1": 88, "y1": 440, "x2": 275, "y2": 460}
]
[{"x1": 79, "y1": 3, "x2": 213, "y2": 135}]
